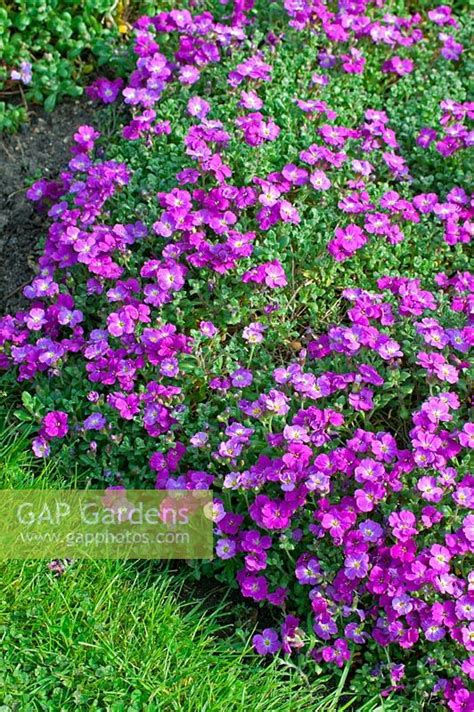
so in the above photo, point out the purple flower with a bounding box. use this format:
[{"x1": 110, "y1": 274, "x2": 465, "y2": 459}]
[
  {"x1": 344, "y1": 552, "x2": 369, "y2": 579},
  {"x1": 416, "y1": 128, "x2": 438, "y2": 148},
  {"x1": 199, "y1": 321, "x2": 218, "y2": 338},
  {"x1": 423, "y1": 621, "x2": 446, "y2": 642},
  {"x1": 242, "y1": 322, "x2": 266, "y2": 344},
  {"x1": 440, "y1": 34, "x2": 463, "y2": 61},
  {"x1": 314, "y1": 614, "x2": 338, "y2": 640},
  {"x1": 32, "y1": 436, "x2": 50, "y2": 458},
  {"x1": 216, "y1": 538, "x2": 237, "y2": 559},
  {"x1": 252, "y1": 628, "x2": 281, "y2": 655},
  {"x1": 83, "y1": 413, "x2": 107, "y2": 431},
  {"x1": 231, "y1": 368, "x2": 253, "y2": 388},
  {"x1": 359, "y1": 519, "x2": 383, "y2": 542},
  {"x1": 349, "y1": 388, "x2": 374, "y2": 412},
  {"x1": 392, "y1": 594, "x2": 414, "y2": 616},
  {"x1": 11, "y1": 61, "x2": 32, "y2": 85},
  {"x1": 160, "y1": 357, "x2": 179, "y2": 378},
  {"x1": 428, "y1": 6, "x2": 457, "y2": 26},
  {"x1": 345, "y1": 622, "x2": 367, "y2": 644},
  {"x1": 190, "y1": 431, "x2": 209, "y2": 448},
  {"x1": 295, "y1": 556, "x2": 320, "y2": 584}
]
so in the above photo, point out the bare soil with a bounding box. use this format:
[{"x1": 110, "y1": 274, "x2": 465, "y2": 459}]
[{"x1": 0, "y1": 99, "x2": 98, "y2": 314}]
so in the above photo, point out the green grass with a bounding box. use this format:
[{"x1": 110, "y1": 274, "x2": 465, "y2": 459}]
[
  {"x1": 0, "y1": 559, "x2": 327, "y2": 711},
  {"x1": 0, "y1": 425, "x2": 339, "y2": 712}
]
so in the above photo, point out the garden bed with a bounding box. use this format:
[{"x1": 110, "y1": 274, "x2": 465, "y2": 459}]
[{"x1": 0, "y1": 98, "x2": 99, "y2": 313}]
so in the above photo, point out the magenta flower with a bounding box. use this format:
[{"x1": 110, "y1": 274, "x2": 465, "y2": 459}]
[
  {"x1": 377, "y1": 339, "x2": 403, "y2": 360},
  {"x1": 187, "y1": 96, "x2": 211, "y2": 118},
  {"x1": 328, "y1": 224, "x2": 367, "y2": 261},
  {"x1": 178, "y1": 65, "x2": 200, "y2": 85},
  {"x1": 382, "y1": 56, "x2": 414, "y2": 76},
  {"x1": 310, "y1": 170, "x2": 331, "y2": 191},
  {"x1": 341, "y1": 48, "x2": 366, "y2": 74},
  {"x1": 240, "y1": 573, "x2": 268, "y2": 601},
  {"x1": 73, "y1": 125, "x2": 100, "y2": 152},
  {"x1": 459, "y1": 423, "x2": 474, "y2": 448},
  {"x1": 1, "y1": 3, "x2": 473, "y2": 697},
  {"x1": 461, "y1": 624, "x2": 474, "y2": 651},
  {"x1": 429, "y1": 544, "x2": 452, "y2": 572},
  {"x1": 264, "y1": 260, "x2": 287, "y2": 288},
  {"x1": 26, "y1": 308, "x2": 46, "y2": 331},
  {"x1": 321, "y1": 511, "x2": 351, "y2": 539},
  {"x1": 42, "y1": 411, "x2": 69, "y2": 439},
  {"x1": 321, "y1": 638, "x2": 351, "y2": 667},
  {"x1": 279, "y1": 200, "x2": 300, "y2": 224},
  {"x1": 86, "y1": 77, "x2": 123, "y2": 104},
  {"x1": 240, "y1": 90, "x2": 263, "y2": 110},
  {"x1": 463, "y1": 515, "x2": 474, "y2": 543},
  {"x1": 199, "y1": 321, "x2": 218, "y2": 338},
  {"x1": 260, "y1": 499, "x2": 291, "y2": 530},
  {"x1": 388, "y1": 510, "x2": 417, "y2": 541}
]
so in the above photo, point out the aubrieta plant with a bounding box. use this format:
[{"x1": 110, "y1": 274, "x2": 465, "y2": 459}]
[
  {"x1": 0, "y1": 1, "x2": 472, "y2": 709},
  {"x1": 0, "y1": 0, "x2": 127, "y2": 131}
]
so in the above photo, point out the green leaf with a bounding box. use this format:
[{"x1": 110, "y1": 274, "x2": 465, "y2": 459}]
[{"x1": 43, "y1": 92, "x2": 58, "y2": 112}]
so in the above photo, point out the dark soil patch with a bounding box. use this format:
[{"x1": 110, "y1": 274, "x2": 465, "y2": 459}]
[{"x1": 0, "y1": 99, "x2": 99, "y2": 314}]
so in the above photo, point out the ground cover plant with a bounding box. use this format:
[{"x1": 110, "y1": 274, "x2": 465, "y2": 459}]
[
  {"x1": 0, "y1": 0, "x2": 472, "y2": 709},
  {"x1": 0, "y1": 0, "x2": 131, "y2": 132}
]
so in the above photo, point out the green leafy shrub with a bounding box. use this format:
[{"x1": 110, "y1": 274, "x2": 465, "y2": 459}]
[{"x1": 0, "y1": 0, "x2": 128, "y2": 131}]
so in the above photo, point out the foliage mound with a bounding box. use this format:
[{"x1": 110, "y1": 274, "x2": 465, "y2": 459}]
[{"x1": 0, "y1": 0, "x2": 131, "y2": 131}]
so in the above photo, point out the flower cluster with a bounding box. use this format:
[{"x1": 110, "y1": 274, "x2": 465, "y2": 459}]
[
  {"x1": 283, "y1": 0, "x2": 464, "y2": 74},
  {"x1": 417, "y1": 99, "x2": 473, "y2": 158}
]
